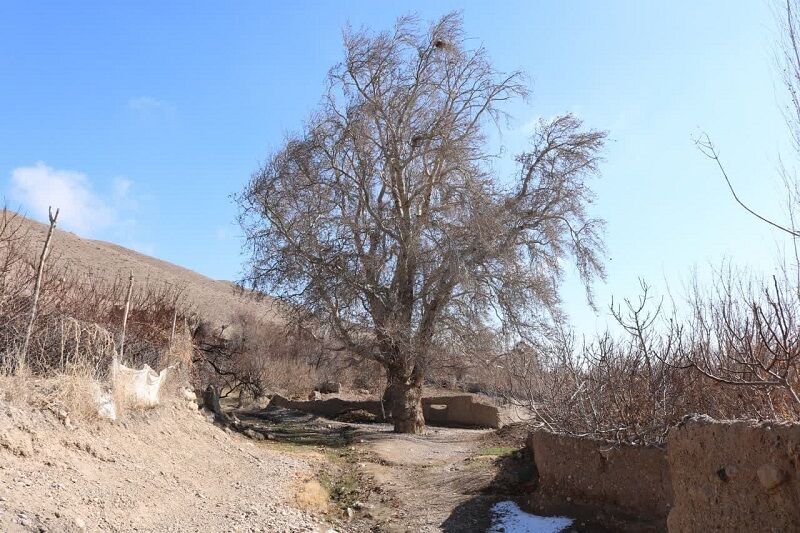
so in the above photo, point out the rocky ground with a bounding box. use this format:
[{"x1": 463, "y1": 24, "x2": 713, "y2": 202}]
[{"x1": 0, "y1": 394, "x2": 330, "y2": 532}]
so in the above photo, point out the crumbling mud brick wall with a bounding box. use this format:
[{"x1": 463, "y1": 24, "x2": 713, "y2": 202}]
[
  {"x1": 268, "y1": 393, "x2": 502, "y2": 428},
  {"x1": 269, "y1": 395, "x2": 384, "y2": 419},
  {"x1": 421, "y1": 395, "x2": 501, "y2": 428},
  {"x1": 527, "y1": 416, "x2": 800, "y2": 531},
  {"x1": 667, "y1": 415, "x2": 800, "y2": 531},
  {"x1": 527, "y1": 430, "x2": 672, "y2": 525}
]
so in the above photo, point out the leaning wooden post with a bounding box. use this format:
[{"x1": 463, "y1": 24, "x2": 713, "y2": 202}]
[
  {"x1": 168, "y1": 306, "x2": 178, "y2": 355},
  {"x1": 119, "y1": 271, "x2": 134, "y2": 360},
  {"x1": 19, "y1": 206, "x2": 59, "y2": 373}
]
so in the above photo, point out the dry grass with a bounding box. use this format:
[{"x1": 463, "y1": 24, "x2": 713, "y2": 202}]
[
  {"x1": 294, "y1": 480, "x2": 330, "y2": 513},
  {"x1": 17, "y1": 214, "x2": 282, "y2": 329},
  {"x1": 1, "y1": 366, "x2": 105, "y2": 422}
]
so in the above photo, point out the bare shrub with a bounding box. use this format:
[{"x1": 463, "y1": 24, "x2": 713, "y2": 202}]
[
  {"x1": 503, "y1": 272, "x2": 800, "y2": 445},
  {"x1": 193, "y1": 312, "x2": 322, "y2": 400},
  {"x1": 676, "y1": 268, "x2": 800, "y2": 420},
  {"x1": 9, "y1": 270, "x2": 192, "y2": 378}
]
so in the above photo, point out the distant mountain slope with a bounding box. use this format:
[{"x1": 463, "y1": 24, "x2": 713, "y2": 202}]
[{"x1": 18, "y1": 214, "x2": 279, "y2": 328}]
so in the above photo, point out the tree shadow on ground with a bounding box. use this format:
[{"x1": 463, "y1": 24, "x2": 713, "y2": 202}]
[
  {"x1": 234, "y1": 404, "x2": 366, "y2": 448},
  {"x1": 440, "y1": 447, "x2": 537, "y2": 532}
]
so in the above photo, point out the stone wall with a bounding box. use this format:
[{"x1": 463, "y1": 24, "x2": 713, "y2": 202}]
[{"x1": 667, "y1": 415, "x2": 800, "y2": 531}]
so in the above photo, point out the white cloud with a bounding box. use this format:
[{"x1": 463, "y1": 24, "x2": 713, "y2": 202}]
[{"x1": 10, "y1": 162, "x2": 132, "y2": 236}]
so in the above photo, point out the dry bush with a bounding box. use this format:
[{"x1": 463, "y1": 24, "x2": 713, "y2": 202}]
[
  {"x1": 0, "y1": 255, "x2": 193, "y2": 379},
  {"x1": 676, "y1": 267, "x2": 800, "y2": 420},
  {"x1": 0, "y1": 207, "x2": 195, "y2": 421},
  {"x1": 264, "y1": 356, "x2": 318, "y2": 398},
  {"x1": 499, "y1": 273, "x2": 800, "y2": 445},
  {"x1": 193, "y1": 310, "x2": 389, "y2": 400},
  {"x1": 0, "y1": 364, "x2": 107, "y2": 422},
  {"x1": 193, "y1": 312, "x2": 319, "y2": 399}
]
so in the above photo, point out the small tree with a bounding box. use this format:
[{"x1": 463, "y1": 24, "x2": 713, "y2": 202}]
[{"x1": 238, "y1": 13, "x2": 606, "y2": 433}]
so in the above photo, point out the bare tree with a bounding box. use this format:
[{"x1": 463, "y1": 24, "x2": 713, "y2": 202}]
[
  {"x1": 696, "y1": 0, "x2": 800, "y2": 238},
  {"x1": 238, "y1": 13, "x2": 607, "y2": 433},
  {"x1": 680, "y1": 1, "x2": 800, "y2": 409}
]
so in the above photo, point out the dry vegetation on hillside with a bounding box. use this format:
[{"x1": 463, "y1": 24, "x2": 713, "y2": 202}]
[
  {"x1": 2, "y1": 210, "x2": 387, "y2": 410},
  {"x1": 6, "y1": 202, "x2": 800, "y2": 448}
]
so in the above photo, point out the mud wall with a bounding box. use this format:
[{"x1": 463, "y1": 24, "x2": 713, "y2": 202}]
[
  {"x1": 269, "y1": 395, "x2": 385, "y2": 419},
  {"x1": 527, "y1": 430, "x2": 672, "y2": 524},
  {"x1": 268, "y1": 394, "x2": 501, "y2": 428},
  {"x1": 528, "y1": 417, "x2": 800, "y2": 531},
  {"x1": 422, "y1": 395, "x2": 501, "y2": 428},
  {"x1": 667, "y1": 415, "x2": 800, "y2": 531}
]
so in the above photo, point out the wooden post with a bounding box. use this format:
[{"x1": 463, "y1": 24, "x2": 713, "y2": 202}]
[
  {"x1": 19, "y1": 206, "x2": 59, "y2": 373},
  {"x1": 119, "y1": 271, "x2": 134, "y2": 360},
  {"x1": 168, "y1": 305, "x2": 178, "y2": 353}
]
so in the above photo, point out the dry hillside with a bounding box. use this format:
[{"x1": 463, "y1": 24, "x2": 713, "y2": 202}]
[{"x1": 19, "y1": 214, "x2": 280, "y2": 330}]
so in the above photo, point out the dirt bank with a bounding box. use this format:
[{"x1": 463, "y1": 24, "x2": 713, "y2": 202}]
[{"x1": 0, "y1": 395, "x2": 328, "y2": 532}]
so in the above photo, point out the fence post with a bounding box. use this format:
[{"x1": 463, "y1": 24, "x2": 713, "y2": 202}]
[
  {"x1": 169, "y1": 304, "x2": 178, "y2": 352},
  {"x1": 18, "y1": 206, "x2": 59, "y2": 373},
  {"x1": 119, "y1": 271, "x2": 134, "y2": 359}
]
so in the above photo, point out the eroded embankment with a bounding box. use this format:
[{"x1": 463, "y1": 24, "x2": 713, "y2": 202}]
[{"x1": 0, "y1": 393, "x2": 327, "y2": 532}]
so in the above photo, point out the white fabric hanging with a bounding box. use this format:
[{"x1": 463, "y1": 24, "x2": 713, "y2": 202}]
[{"x1": 112, "y1": 359, "x2": 169, "y2": 408}]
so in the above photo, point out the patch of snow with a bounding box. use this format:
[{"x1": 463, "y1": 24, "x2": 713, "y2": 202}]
[{"x1": 488, "y1": 500, "x2": 573, "y2": 533}]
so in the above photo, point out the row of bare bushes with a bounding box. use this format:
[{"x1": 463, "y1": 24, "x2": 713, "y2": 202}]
[
  {"x1": 0, "y1": 208, "x2": 379, "y2": 408},
  {"x1": 0, "y1": 209, "x2": 193, "y2": 383},
  {"x1": 490, "y1": 268, "x2": 800, "y2": 445}
]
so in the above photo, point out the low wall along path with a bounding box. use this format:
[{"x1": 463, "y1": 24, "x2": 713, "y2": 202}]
[{"x1": 527, "y1": 414, "x2": 800, "y2": 531}]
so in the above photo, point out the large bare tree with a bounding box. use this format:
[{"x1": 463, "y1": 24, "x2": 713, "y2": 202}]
[{"x1": 238, "y1": 13, "x2": 607, "y2": 433}]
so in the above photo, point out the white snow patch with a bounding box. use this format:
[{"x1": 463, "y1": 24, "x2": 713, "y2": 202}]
[{"x1": 488, "y1": 500, "x2": 573, "y2": 533}]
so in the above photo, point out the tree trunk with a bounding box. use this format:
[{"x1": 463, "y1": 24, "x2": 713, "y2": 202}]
[
  {"x1": 392, "y1": 382, "x2": 424, "y2": 433},
  {"x1": 385, "y1": 365, "x2": 425, "y2": 433}
]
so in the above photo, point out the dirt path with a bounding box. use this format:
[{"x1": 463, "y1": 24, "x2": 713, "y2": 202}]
[
  {"x1": 357, "y1": 429, "x2": 500, "y2": 532},
  {"x1": 235, "y1": 405, "x2": 533, "y2": 533}
]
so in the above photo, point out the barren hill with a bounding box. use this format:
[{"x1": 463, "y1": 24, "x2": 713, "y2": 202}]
[{"x1": 18, "y1": 214, "x2": 279, "y2": 329}]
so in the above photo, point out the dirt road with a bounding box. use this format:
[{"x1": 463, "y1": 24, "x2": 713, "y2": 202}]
[{"x1": 1, "y1": 391, "x2": 534, "y2": 533}]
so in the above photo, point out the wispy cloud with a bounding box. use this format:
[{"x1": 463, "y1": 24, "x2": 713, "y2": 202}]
[
  {"x1": 10, "y1": 162, "x2": 135, "y2": 237},
  {"x1": 126, "y1": 96, "x2": 175, "y2": 120}
]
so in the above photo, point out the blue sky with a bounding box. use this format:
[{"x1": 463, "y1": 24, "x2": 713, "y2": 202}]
[{"x1": 0, "y1": 1, "x2": 795, "y2": 334}]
